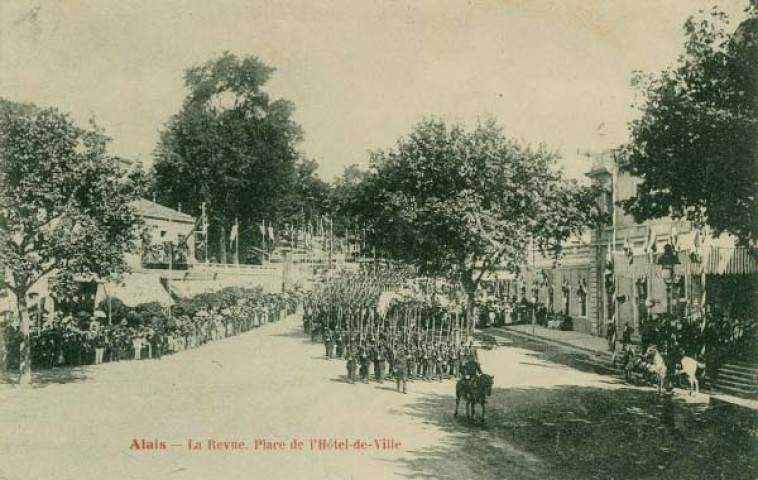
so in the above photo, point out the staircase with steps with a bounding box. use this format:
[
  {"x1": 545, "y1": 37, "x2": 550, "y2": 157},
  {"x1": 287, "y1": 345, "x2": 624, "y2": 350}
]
[{"x1": 713, "y1": 361, "x2": 758, "y2": 399}]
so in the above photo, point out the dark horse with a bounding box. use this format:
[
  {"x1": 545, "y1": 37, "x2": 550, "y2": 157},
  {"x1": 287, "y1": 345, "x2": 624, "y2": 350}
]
[{"x1": 454, "y1": 374, "x2": 494, "y2": 422}]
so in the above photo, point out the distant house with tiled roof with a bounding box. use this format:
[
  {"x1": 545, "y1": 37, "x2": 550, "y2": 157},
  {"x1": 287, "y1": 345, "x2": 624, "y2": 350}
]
[{"x1": 130, "y1": 199, "x2": 196, "y2": 269}]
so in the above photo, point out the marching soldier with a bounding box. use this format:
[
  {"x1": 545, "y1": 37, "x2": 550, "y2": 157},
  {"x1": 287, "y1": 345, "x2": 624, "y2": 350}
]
[
  {"x1": 407, "y1": 344, "x2": 417, "y2": 380},
  {"x1": 434, "y1": 344, "x2": 446, "y2": 382},
  {"x1": 420, "y1": 343, "x2": 430, "y2": 381},
  {"x1": 386, "y1": 341, "x2": 396, "y2": 379},
  {"x1": 374, "y1": 341, "x2": 386, "y2": 383},
  {"x1": 346, "y1": 348, "x2": 357, "y2": 384},
  {"x1": 395, "y1": 349, "x2": 408, "y2": 394},
  {"x1": 324, "y1": 328, "x2": 333, "y2": 359},
  {"x1": 335, "y1": 329, "x2": 345, "y2": 359},
  {"x1": 449, "y1": 343, "x2": 460, "y2": 378},
  {"x1": 359, "y1": 343, "x2": 371, "y2": 383},
  {"x1": 311, "y1": 317, "x2": 320, "y2": 343}
]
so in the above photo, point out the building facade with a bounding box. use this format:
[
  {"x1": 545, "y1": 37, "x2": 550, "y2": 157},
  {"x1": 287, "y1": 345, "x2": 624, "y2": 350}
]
[{"x1": 515, "y1": 150, "x2": 757, "y2": 338}]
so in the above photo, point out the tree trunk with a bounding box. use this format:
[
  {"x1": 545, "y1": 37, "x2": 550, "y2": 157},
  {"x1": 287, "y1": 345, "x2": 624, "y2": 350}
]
[
  {"x1": 15, "y1": 288, "x2": 32, "y2": 385},
  {"x1": 461, "y1": 273, "x2": 478, "y2": 345},
  {"x1": 466, "y1": 291, "x2": 477, "y2": 343},
  {"x1": 218, "y1": 223, "x2": 228, "y2": 264}
]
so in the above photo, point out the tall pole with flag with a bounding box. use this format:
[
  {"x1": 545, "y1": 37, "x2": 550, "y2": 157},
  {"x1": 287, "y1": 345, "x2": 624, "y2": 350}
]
[
  {"x1": 259, "y1": 219, "x2": 267, "y2": 263},
  {"x1": 610, "y1": 150, "x2": 619, "y2": 332},
  {"x1": 328, "y1": 215, "x2": 333, "y2": 270},
  {"x1": 228, "y1": 217, "x2": 239, "y2": 264},
  {"x1": 201, "y1": 202, "x2": 209, "y2": 264}
]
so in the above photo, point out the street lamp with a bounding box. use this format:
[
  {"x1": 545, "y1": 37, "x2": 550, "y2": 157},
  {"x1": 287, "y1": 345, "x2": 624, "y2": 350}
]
[
  {"x1": 531, "y1": 293, "x2": 538, "y2": 335},
  {"x1": 657, "y1": 243, "x2": 680, "y2": 315}
]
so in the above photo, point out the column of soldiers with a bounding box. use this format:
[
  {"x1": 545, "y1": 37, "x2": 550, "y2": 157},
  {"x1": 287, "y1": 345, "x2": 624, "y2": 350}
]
[{"x1": 302, "y1": 269, "x2": 482, "y2": 394}]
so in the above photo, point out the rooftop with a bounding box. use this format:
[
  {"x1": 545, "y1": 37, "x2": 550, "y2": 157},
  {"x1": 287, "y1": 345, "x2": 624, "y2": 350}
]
[{"x1": 131, "y1": 198, "x2": 195, "y2": 224}]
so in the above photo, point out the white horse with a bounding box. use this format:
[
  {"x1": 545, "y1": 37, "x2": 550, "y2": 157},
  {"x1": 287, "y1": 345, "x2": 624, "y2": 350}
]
[
  {"x1": 645, "y1": 345, "x2": 667, "y2": 395},
  {"x1": 676, "y1": 356, "x2": 706, "y2": 395}
]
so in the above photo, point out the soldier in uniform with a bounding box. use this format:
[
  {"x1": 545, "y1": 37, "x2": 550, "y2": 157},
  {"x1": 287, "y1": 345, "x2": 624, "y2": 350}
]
[
  {"x1": 395, "y1": 349, "x2": 408, "y2": 394},
  {"x1": 461, "y1": 351, "x2": 483, "y2": 381},
  {"x1": 359, "y1": 343, "x2": 371, "y2": 383},
  {"x1": 345, "y1": 348, "x2": 357, "y2": 384},
  {"x1": 420, "y1": 343, "x2": 430, "y2": 381},
  {"x1": 407, "y1": 344, "x2": 417, "y2": 380},
  {"x1": 449, "y1": 342, "x2": 460, "y2": 378},
  {"x1": 324, "y1": 328, "x2": 333, "y2": 359},
  {"x1": 434, "y1": 343, "x2": 446, "y2": 382},
  {"x1": 303, "y1": 300, "x2": 311, "y2": 334},
  {"x1": 374, "y1": 341, "x2": 386, "y2": 383},
  {"x1": 335, "y1": 329, "x2": 345, "y2": 359},
  {"x1": 386, "y1": 342, "x2": 396, "y2": 379},
  {"x1": 310, "y1": 315, "x2": 320, "y2": 343}
]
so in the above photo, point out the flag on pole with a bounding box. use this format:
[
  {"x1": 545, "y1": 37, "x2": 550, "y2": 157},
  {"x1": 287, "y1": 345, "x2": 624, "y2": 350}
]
[
  {"x1": 605, "y1": 238, "x2": 614, "y2": 269},
  {"x1": 669, "y1": 225, "x2": 679, "y2": 252},
  {"x1": 623, "y1": 234, "x2": 634, "y2": 264},
  {"x1": 644, "y1": 226, "x2": 657, "y2": 263},
  {"x1": 268, "y1": 225, "x2": 275, "y2": 241},
  {"x1": 690, "y1": 228, "x2": 702, "y2": 263},
  {"x1": 229, "y1": 220, "x2": 238, "y2": 248},
  {"x1": 259, "y1": 220, "x2": 266, "y2": 238}
]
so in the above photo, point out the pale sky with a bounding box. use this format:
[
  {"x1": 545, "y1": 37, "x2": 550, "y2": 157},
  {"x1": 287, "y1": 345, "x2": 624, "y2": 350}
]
[{"x1": 0, "y1": 0, "x2": 749, "y2": 180}]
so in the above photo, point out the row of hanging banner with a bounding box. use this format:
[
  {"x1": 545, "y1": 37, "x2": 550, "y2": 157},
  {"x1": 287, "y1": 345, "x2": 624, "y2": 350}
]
[
  {"x1": 612, "y1": 245, "x2": 758, "y2": 278},
  {"x1": 224, "y1": 217, "x2": 365, "y2": 253}
]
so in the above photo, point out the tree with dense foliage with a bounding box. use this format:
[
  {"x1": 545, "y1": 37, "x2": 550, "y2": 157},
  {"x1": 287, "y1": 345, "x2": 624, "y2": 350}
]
[
  {"x1": 330, "y1": 163, "x2": 369, "y2": 234},
  {"x1": 0, "y1": 98, "x2": 143, "y2": 384},
  {"x1": 279, "y1": 158, "x2": 332, "y2": 229},
  {"x1": 347, "y1": 118, "x2": 605, "y2": 321},
  {"x1": 620, "y1": 6, "x2": 758, "y2": 247},
  {"x1": 153, "y1": 53, "x2": 304, "y2": 263}
]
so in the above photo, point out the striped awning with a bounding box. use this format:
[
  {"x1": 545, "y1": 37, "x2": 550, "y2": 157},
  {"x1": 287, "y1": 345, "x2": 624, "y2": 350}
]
[{"x1": 613, "y1": 246, "x2": 758, "y2": 278}]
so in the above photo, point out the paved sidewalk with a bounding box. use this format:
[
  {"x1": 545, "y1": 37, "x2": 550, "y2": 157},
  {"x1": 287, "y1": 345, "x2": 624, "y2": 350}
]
[
  {"x1": 497, "y1": 324, "x2": 612, "y2": 357},
  {"x1": 488, "y1": 323, "x2": 758, "y2": 412}
]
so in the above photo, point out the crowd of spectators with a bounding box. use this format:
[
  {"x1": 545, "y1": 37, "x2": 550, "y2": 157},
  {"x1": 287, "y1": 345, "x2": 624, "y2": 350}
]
[{"x1": 1, "y1": 287, "x2": 302, "y2": 372}]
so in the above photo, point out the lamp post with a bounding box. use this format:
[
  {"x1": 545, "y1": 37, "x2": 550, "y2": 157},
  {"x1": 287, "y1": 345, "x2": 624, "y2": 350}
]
[
  {"x1": 531, "y1": 296, "x2": 538, "y2": 335},
  {"x1": 657, "y1": 243, "x2": 680, "y2": 315}
]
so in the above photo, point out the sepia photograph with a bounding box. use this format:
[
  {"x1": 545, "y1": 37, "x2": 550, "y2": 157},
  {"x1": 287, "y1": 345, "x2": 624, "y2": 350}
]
[{"x1": 1, "y1": 1, "x2": 757, "y2": 479}]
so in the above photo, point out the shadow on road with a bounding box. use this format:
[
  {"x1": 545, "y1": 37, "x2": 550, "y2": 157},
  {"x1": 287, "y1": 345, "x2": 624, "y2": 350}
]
[
  {"x1": 391, "y1": 384, "x2": 758, "y2": 480},
  {"x1": 270, "y1": 329, "x2": 313, "y2": 341},
  {"x1": 1, "y1": 366, "x2": 92, "y2": 388}
]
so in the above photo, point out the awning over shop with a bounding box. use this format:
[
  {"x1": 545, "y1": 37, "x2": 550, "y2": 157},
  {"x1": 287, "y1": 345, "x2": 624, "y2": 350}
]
[
  {"x1": 612, "y1": 246, "x2": 758, "y2": 278},
  {"x1": 96, "y1": 273, "x2": 173, "y2": 307},
  {"x1": 165, "y1": 279, "x2": 225, "y2": 299}
]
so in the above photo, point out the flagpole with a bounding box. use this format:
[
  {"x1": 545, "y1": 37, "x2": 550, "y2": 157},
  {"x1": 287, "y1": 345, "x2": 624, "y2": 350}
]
[
  {"x1": 202, "y1": 202, "x2": 209, "y2": 264},
  {"x1": 611, "y1": 151, "x2": 618, "y2": 332},
  {"x1": 235, "y1": 217, "x2": 239, "y2": 265}
]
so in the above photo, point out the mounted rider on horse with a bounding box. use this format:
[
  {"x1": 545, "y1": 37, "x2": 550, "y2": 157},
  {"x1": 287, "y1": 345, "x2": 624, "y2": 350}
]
[
  {"x1": 459, "y1": 347, "x2": 485, "y2": 400},
  {"x1": 454, "y1": 346, "x2": 494, "y2": 420}
]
